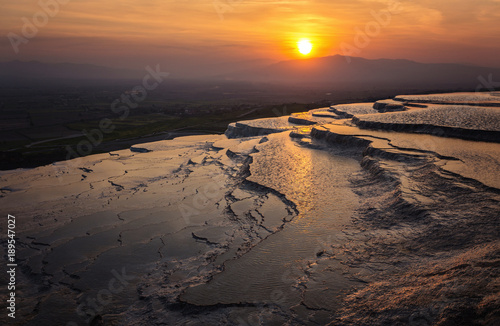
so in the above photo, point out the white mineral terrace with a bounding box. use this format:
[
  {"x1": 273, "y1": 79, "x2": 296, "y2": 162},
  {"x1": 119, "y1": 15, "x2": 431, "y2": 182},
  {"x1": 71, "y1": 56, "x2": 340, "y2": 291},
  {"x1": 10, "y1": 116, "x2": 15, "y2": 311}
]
[{"x1": 1, "y1": 92, "x2": 499, "y2": 325}]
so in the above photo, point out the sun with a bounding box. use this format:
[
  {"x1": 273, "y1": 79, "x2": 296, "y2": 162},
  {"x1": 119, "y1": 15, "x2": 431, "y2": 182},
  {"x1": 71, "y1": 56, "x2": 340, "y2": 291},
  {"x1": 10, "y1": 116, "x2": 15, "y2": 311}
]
[{"x1": 297, "y1": 39, "x2": 313, "y2": 55}]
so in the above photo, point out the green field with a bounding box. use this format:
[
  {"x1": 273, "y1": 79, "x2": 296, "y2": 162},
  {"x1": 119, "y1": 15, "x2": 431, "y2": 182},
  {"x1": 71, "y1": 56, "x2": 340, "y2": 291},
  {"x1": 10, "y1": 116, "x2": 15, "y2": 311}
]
[{"x1": 0, "y1": 100, "x2": 330, "y2": 169}]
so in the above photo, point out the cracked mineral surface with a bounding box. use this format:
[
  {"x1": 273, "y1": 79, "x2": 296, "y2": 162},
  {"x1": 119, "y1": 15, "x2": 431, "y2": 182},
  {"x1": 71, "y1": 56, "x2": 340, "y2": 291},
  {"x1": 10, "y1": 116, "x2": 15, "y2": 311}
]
[{"x1": 1, "y1": 92, "x2": 499, "y2": 325}]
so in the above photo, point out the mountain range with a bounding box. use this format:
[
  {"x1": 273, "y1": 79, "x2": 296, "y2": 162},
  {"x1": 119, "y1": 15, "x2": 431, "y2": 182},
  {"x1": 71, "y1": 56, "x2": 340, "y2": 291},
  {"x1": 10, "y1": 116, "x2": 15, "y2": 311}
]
[
  {"x1": 225, "y1": 55, "x2": 500, "y2": 88},
  {"x1": 1, "y1": 56, "x2": 499, "y2": 89},
  {"x1": 0, "y1": 60, "x2": 140, "y2": 84}
]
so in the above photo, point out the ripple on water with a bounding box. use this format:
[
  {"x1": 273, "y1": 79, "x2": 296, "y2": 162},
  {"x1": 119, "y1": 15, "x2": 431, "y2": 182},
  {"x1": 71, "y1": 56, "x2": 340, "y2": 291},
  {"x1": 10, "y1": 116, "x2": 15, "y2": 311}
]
[{"x1": 181, "y1": 132, "x2": 363, "y2": 315}]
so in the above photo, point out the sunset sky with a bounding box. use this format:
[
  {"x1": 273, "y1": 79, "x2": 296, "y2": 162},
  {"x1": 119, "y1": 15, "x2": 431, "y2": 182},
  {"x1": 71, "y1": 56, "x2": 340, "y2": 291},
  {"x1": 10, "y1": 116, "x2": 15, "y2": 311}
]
[{"x1": 2, "y1": 0, "x2": 500, "y2": 77}]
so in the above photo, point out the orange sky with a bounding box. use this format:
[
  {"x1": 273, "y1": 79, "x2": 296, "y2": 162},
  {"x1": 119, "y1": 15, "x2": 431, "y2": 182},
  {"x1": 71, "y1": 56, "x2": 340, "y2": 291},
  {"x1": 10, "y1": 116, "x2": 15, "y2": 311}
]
[{"x1": 2, "y1": 0, "x2": 500, "y2": 77}]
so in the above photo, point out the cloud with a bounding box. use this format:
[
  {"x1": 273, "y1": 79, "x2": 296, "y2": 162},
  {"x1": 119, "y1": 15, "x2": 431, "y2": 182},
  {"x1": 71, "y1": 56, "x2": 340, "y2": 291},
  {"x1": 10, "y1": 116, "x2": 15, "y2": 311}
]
[{"x1": 1, "y1": 0, "x2": 499, "y2": 69}]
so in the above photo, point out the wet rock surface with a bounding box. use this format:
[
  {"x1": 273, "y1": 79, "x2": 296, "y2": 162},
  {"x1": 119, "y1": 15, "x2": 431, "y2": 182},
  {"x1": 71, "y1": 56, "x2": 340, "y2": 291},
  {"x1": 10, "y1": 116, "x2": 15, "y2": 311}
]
[
  {"x1": 1, "y1": 92, "x2": 499, "y2": 325},
  {"x1": 329, "y1": 103, "x2": 378, "y2": 118},
  {"x1": 394, "y1": 91, "x2": 500, "y2": 106},
  {"x1": 352, "y1": 104, "x2": 500, "y2": 142}
]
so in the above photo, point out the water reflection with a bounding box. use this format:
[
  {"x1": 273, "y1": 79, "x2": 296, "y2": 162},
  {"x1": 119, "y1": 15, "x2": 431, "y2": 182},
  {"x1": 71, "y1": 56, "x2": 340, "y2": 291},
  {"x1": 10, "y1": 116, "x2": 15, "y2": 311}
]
[{"x1": 182, "y1": 132, "x2": 362, "y2": 314}]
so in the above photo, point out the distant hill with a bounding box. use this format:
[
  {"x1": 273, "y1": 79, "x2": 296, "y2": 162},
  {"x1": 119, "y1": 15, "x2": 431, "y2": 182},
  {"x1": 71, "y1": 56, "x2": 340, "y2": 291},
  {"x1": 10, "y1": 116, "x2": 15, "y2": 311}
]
[
  {"x1": 0, "y1": 61, "x2": 141, "y2": 85},
  {"x1": 224, "y1": 55, "x2": 500, "y2": 89},
  {"x1": 2, "y1": 57, "x2": 499, "y2": 90}
]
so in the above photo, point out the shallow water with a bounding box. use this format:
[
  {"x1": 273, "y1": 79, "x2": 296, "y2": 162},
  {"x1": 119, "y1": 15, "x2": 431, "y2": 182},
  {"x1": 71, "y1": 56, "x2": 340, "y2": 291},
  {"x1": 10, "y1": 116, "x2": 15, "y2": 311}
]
[{"x1": 181, "y1": 133, "x2": 364, "y2": 323}]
